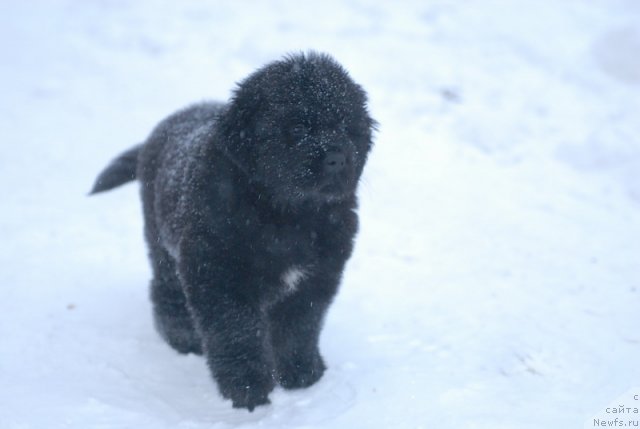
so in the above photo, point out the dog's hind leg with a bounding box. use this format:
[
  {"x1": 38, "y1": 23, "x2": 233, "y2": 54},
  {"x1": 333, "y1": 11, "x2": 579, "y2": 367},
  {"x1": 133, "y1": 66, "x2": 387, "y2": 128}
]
[{"x1": 149, "y1": 244, "x2": 203, "y2": 355}]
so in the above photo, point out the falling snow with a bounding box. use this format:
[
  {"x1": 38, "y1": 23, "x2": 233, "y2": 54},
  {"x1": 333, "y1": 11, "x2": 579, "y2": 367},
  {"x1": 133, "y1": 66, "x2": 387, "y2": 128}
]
[{"x1": 1, "y1": 1, "x2": 640, "y2": 428}]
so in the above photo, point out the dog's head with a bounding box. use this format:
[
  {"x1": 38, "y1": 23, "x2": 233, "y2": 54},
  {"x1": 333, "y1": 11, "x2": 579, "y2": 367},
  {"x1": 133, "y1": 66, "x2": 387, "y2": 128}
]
[{"x1": 217, "y1": 52, "x2": 375, "y2": 206}]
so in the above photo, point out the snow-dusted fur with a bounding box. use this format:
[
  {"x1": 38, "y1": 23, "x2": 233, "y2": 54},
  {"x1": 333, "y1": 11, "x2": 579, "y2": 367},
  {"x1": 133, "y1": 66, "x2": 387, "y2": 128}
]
[{"x1": 91, "y1": 52, "x2": 375, "y2": 411}]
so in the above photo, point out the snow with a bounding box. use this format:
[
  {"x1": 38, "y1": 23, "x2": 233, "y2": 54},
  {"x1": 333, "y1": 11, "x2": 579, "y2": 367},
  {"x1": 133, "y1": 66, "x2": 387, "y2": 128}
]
[{"x1": 1, "y1": 1, "x2": 640, "y2": 428}]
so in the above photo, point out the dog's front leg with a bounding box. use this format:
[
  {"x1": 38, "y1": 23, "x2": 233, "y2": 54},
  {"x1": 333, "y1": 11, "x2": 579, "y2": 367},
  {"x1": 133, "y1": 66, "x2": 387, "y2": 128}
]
[
  {"x1": 268, "y1": 271, "x2": 341, "y2": 389},
  {"x1": 177, "y1": 233, "x2": 275, "y2": 411}
]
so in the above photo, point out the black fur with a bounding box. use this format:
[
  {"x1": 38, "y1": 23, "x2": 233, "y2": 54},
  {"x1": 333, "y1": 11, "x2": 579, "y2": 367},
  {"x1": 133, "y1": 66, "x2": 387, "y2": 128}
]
[
  {"x1": 90, "y1": 144, "x2": 140, "y2": 194},
  {"x1": 91, "y1": 52, "x2": 375, "y2": 411}
]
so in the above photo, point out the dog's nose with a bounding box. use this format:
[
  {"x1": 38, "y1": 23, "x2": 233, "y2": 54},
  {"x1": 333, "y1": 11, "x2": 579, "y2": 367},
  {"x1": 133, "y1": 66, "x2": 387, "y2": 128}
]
[{"x1": 323, "y1": 151, "x2": 346, "y2": 174}]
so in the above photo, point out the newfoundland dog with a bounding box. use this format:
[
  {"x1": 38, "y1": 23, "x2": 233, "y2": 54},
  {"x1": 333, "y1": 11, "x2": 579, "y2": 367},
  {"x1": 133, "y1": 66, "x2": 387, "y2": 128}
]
[{"x1": 91, "y1": 52, "x2": 375, "y2": 411}]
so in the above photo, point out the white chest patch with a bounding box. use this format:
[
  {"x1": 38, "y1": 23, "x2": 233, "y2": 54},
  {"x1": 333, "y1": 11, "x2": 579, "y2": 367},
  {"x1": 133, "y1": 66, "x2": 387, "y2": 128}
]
[{"x1": 281, "y1": 266, "x2": 309, "y2": 293}]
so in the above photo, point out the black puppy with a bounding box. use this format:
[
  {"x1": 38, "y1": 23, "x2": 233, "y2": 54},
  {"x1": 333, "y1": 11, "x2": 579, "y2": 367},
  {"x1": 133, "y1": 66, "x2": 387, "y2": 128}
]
[{"x1": 91, "y1": 52, "x2": 375, "y2": 411}]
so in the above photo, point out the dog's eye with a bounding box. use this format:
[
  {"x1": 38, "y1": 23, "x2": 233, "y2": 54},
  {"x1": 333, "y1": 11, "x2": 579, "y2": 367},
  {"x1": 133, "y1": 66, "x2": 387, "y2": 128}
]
[
  {"x1": 346, "y1": 121, "x2": 369, "y2": 138},
  {"x1": 290, "y1": 124, "x2": 308, "y2": 139}
]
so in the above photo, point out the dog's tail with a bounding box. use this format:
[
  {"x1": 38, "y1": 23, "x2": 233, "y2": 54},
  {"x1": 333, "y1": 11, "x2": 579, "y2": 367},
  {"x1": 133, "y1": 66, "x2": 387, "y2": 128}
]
[{"x1": 89, "y1": 144, "x2": 142, "y2": 195}]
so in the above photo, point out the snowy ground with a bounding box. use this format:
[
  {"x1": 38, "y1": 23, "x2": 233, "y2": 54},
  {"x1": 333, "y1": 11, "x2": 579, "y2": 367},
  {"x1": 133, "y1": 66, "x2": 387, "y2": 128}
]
[{"x1": 1, "y1": 1, "x2": 640, "y2": 428}]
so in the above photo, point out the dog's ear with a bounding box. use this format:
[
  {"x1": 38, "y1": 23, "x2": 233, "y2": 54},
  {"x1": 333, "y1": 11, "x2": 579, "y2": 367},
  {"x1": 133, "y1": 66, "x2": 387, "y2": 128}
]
[{"x1": 215, "y1": 83, "x2": 264, "y2": 173}]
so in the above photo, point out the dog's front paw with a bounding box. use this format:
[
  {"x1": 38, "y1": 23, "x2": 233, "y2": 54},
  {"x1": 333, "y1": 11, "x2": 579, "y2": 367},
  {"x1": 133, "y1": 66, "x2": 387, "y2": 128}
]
[
  {"x1": 230, "y1": 385, "x2": 272, "y2": 412},
  {"x1": 219, "y1": 374, "x2": 275, "y2": 412},
  {"x1": 277, "y1": 352, "x2": 326, "y2": 390}
]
